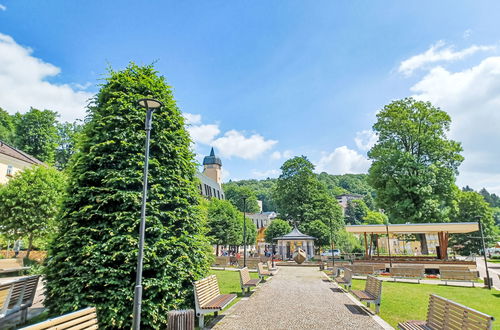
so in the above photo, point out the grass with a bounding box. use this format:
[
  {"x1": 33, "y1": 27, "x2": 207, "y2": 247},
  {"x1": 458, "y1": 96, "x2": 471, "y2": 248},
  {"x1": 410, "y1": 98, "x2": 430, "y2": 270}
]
[
  {"x1": 351, "y1": 279, "x2": 500, "y2": 329},
  {"x1": 488, "y1": 258, "x2": 500, "y2": 264}
]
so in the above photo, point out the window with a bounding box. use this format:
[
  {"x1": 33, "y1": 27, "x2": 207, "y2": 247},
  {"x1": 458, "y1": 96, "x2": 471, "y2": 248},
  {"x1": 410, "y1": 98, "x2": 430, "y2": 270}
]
[
  {"x1": 6, "y1": 165, "x2": 13, "y2": 177},
  {"x1": 217, "y1": 190, "x2": 220, "y2": 199}
]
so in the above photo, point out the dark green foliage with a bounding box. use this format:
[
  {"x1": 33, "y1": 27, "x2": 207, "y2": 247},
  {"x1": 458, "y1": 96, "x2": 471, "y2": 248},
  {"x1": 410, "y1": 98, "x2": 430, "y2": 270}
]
[
  {"x1": 344, "y1": 200, "x2": 369, "y2": 225},
  {"x1": 242, "y1": 215, "x2": 257, "y2": 246},
  {"x1": 368, "y1": 98, "x2": 463, "y2": 224},
  {"x1": 264, "y1": 219, "x2": 292, "y2": 243},
  {"x1": 0, "y1": 107, "x2": 15, "y2": 144},
  {"x1": 15, "y1": 108, "x2": 59, "y2": 164},
  {"x1": 206, "y1": 198, "x2": 241, "y2": 246},
  {"x1": 43, "y1": 63, "x2": 211, "y2": 329},
  {"x1": 223, "y1": 179, "x2": 277, "y2": 212},
  {"x1": 300, "y1": 220, "x2": 330, "y2": 247},
  {"x1": 449, "y1": 190, "x2": 497, "y2": 255},
  {"x1": 223, "y1": 184, "x2": 260, "y2": 213},
  {"x1": 55, "y1": 121, "x2": 83, "y2": 170},
  {"x1": 0, "y1": 166, "x2": 66, "y2": 258},
  {"x1": 317, "y1": 173, "x2": 374, "y2": 196},
  {"x1": 478, "y1": 188, "x2": 500, "y2": 208}
]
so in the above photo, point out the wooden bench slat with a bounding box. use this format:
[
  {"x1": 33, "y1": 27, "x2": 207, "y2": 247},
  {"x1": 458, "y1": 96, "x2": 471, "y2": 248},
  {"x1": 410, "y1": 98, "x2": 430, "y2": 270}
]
[{"x1": 20, "y1": 307, "x2": 98, "y2": 330}]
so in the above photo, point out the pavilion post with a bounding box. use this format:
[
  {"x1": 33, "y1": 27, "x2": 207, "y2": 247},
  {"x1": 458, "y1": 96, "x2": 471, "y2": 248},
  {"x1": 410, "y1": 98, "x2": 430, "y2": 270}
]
[
  {"x1": 477, "y1": 217, "x2": 492, "y2": 290},
  {"x1": 385, "y1": 222, "x2": 392, "y2": 268},
  {"x1": 369, "y1": 233, "x2": 374, "y2": 259},
  {"x1": 364, "y1": 232, "x2": 368, "y2": 259}
]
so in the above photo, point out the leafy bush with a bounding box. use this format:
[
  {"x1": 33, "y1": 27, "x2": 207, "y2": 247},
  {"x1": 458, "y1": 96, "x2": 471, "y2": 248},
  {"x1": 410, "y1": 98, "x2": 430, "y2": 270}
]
[{"x1": 43, "y1": 63, "x2": 211, "y2": 329}]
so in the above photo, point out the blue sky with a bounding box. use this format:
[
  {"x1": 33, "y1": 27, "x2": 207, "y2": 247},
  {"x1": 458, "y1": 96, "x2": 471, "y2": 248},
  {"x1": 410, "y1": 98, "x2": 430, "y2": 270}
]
[{"x1": 1, "y1": 1, "x2": 500, "y2": 193}]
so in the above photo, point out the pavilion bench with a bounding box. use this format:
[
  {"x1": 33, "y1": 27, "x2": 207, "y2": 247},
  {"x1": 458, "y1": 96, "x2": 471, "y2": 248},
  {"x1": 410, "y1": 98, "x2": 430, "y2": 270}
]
[
  {"x1": 0, "y1": 275, "x2": 40, "y2": 327},
  {"x1": 335, "y1": 267, "x2": 352, "y2": 291},
  {"x1": 397, "y1": 294, "x2": 495, "y2": 330},
  {"x1": 193, "y1": 275, "x2": 237, "y2": 329},
  {"x1": 0, "y1": 258, "x2": 30, "y2": 274},
  {"x1": 439, "y1": 266, "x2": 479, "y2": 287},
  {"x1": 390, "y1": 265, "x2": 425, "y2": 283},
  {"x1": 21, "y1": 307, "x2": 99, "y2": 330},
  {"x1": 349, "y1": 264, "x2": 377, "y2": 276},
  {"x1": 351, "y1": 275, "x2": 383, "y2": 314},
  {"x1": 239, "y1": 267, "x2": 260, "y2": 295}
]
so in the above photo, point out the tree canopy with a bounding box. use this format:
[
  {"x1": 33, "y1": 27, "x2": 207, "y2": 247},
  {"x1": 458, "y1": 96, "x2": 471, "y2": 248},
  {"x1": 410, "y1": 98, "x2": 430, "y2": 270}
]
[
  {"x1": 344, "y1": 199, "x2": 369, "y2": 225},
  {"x1": 264, "y1": 219, "x2": 292, "y2": 243},
  {"x1": 368, "y1": 98, "x2": 463, "y2": 224},
  {"x1": 0, "y1": 165, "x2": 66, "y2": 258},
  {"x1": 206, "y1": 198, "x2": 241, "y2": 247},
  {"x1": 223, "y1": 184, "x2": 260, "y2": 213},
  {"x1": 43, "y1": 63, "x2": 211, "y2": 329}
]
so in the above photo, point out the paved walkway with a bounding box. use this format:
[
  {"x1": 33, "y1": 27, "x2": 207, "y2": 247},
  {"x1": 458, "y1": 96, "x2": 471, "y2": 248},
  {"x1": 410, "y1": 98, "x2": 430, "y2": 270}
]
[
  {"x1": 212, "y1": 267, "x2": 386, "y2": 330},
  {"x1": 476, "y1": 257, "x2": 500, "y2": 290}
]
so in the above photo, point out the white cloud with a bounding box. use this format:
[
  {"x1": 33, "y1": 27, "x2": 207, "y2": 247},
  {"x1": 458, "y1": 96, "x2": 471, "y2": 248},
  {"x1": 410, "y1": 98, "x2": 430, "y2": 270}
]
[
  {"x1": 410, "y1": 56, "x2": 500, "y2": 194},
  {"x1": 251, "y1": 169, "x2": 280, "y2": 178},
  {"x1": 183, "y1": 112, "x2": 202, "y2": 125},
  {"x1": 212, "y1": 130, "x2": 277, "y2": 160},
  {"x1": 270, "y1": 150, "x2": 292, "y2": 160},
  {"x1": 354, "y1": 130, "x2": 377, "y2": 151},
  {"x1": 0, "y1": 4, "x2": 6, "y2": 11},
  {"x1": 316, "y1": 146, "x2": 371, "y2": 174},
  {"x1": 187, "y1": 124, "x2": 220, "y2": 145},
  {"x1": 0, "y1": 33, "x2": 92, "y2": 122},
  {"x1": 398, "y1": 41, "x2": 494, "y2": 76},
  {"x1": 463, "y1": 29, "x2": 472, "y2": 39}
]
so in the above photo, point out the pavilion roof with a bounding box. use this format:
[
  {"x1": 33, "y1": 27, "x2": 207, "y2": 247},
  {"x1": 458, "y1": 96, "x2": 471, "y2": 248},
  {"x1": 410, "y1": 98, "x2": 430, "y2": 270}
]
[
  {"x1": 345, "y1": 222, "x2": 479, "y2": 234},
  {"x1": 274, "y1": 226, "x2": 316, "y2": 240}
]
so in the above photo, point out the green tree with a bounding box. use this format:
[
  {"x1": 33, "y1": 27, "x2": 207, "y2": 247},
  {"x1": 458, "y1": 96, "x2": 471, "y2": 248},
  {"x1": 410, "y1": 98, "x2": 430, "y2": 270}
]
[
  {"x1": 0, "y1": 108, "x2": 15, "y2": 145},
  {"x1": 335, "y1": 230, "x2": 362, "y2": 253},
  {"x1": 344, "y1": 199, "x2": 369, "y2": 225},
  {"x1": 0, "y1": 165, "x2": 66, "y2": 258},
  {"x1": 43, "y1": 63, "x2": 211, "y2": 329},
  {"x1": 223, "y1": 185, "x2": 260, "y2": 213},
  {"x1": 300, "y1": 220, "x2": 330, "y2": 248},
  {"x1": 363, "y1": 211, "x2": 387, "y2": 225},
  {"x1": 264, "y1": 219, "x2": 292, "y2": 243},
  {"x1": 15, "y1": 108, "x2": 59, "y2": 163},
  {"x1": 206, "y1": 198, "x2": 241, "y2": 254},
  {"x1": 363, "y1": 194, "x2": 376, "y2": 211},
  {"x1": 55, "y1": 121, "x2": 83, "y2": 170},
  {"x1": 449, "y1": 190, "x2": 497, "y2": 256},
  {"x1": 242, "y1": 215, "x2": 257, "y2": 247},
  {"x1": 368, "y1": 98, "x2": 463, "y2": 253}
]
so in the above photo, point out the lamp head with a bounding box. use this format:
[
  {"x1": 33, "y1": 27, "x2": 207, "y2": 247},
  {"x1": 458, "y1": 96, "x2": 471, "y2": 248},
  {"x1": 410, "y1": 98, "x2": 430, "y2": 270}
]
[{"x1": 137, "y1": 98, "x2": 163, "y2": 109}]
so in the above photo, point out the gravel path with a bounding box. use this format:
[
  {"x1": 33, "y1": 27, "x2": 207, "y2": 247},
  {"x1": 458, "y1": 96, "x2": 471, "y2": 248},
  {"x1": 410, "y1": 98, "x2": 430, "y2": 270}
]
[{"x1": 212, "y1": 266, "x2": 384, "y2": 330}]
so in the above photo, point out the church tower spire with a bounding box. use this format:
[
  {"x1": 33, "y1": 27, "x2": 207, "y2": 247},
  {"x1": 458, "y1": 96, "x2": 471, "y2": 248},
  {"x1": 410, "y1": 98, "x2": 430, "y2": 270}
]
[{"x1": 202, "y1": 147, "x2": 222, "y2": 185}]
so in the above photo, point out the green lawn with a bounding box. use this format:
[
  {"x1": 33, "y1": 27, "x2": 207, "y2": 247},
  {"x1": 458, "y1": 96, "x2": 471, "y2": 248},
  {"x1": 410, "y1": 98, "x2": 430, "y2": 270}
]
[
  {"x1": 351, "y1": 279, "x2": 500, "y2": 329},
  {"x1": 488, "y1": 259, "x2": 500, "y2": 264}
]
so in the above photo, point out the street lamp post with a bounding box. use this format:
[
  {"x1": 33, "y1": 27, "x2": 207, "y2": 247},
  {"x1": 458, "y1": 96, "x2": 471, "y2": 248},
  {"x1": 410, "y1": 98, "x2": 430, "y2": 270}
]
[
  {"x1": 132, "y1": 98, "x2": 163, "y2": 330},
  {"x1": 385, "y1": 221, "x2": 393, "y2": 268},
  {"x1": 477, "y1": 216, "x2": 492, "y2": 290},
  {"x1": 242, "y1": 197, "x2": 247, "y2": 268}
]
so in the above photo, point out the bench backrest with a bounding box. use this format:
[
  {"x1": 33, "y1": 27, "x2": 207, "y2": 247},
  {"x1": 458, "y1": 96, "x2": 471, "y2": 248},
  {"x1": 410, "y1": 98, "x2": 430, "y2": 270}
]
[
  {"x1": 439, "y1": 265, "x2": 471, "y2": 272},
  {"x1": 267, "y1": 260, "x2": 273, "y2": 269},
  {"x1": 365, "y1": 275, "x2": 382, "y2": 299},
  {"x1": 390, "y1": 265, "x2": 424, "y2": 277},
  {"x1": 238, "y1": 259, "x2": 259, "y2": 269},
  {"x1": 351, "y1": 264, "x2": 375, "y2": 274},
  {"x1": 257, "y1": 262, "x2": 266, "y2": 275},
  {"x1": 239, "y1": 267, "x2": 251, "y2": 285},
  {"x1": 21, "y1": 307, "x2": 98, "y2": 330},
  {"x1": 0, "y1": 259, "x2": 23, "y2": 270},
  {"x1": 440, "y1": 269, "x2": 478, "y2": 281},
  {"x1": 0, "y1": 282, "x2": 13, "y2": 317},
  {"x1": 427, "y1": 294, "x2": 494, "y2": 330},
  {"x1": 8, "y1": 275, "x2": 39, "y2": 310},
  {"x1": 343, "y1": 268, "x2": 353, "y2": 282},
  {"x1": 193, "y1": 275, "x2": 220, "y2": 308},
  {"x1": 213, "y1": 256, "x2": 229, "y2": 267}
]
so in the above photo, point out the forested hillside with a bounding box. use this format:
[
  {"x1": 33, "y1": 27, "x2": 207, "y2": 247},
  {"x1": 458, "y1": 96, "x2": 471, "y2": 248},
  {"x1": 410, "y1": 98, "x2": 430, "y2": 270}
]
[{"x1": 223, "y1": 173, "x2": 374, "y2": 212}]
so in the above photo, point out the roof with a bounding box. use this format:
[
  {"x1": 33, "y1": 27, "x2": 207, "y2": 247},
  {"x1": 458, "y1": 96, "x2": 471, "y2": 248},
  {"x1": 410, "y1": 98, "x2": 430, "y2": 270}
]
[
  {"x1": 0, "y1": 141, "x2": 43, "y2": 165},
  {"x1": 274, "y1": 226, "x2": 316, "y2": 240},
  {"x1": 345, "y1": 222, "x2": 479, "y2": 234},
  {"x1": 203, "y1": 147, "x2": 222, "y2": 166}
]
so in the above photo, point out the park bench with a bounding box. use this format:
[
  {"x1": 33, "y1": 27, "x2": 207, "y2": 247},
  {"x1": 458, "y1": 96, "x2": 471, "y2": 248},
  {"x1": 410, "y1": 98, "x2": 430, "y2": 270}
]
[
  {"x1": 0, "y1": 258, "x2": 30, "y2": 274},
  {"x1": 351, "y1": 275, "x2": 383, "y2": 314},
  {"x1": 229, "y1": 256, "x2": 238, "y2": 266},
  {"x1": 439, "y1": 266, "x2": 479, "y2": 287},
  {"x1": 21, "y1": 307, "x2": 99, "y2": 330},
  {"x1": 239, "y1": 267, "x2": 260, "y2": 295},
  {"x1": 349, "y1": 264, "x2": 377, "y2": 276},
  {"x1": 0, "y1": 275, "x2": 40, "y2": 327},
  {"x1": 397, "y1": 294, "x2": 495, "y2": 330},
  {"x1": 212, "y1": 256, "x2": 229, "y2": 268},
  {"x1": 335, "y1": 267, "x2": 352, "y2": 291},
  {"x1": 266, "y1": 260, "x2": 277, "y2": 272},
  {"x1": 257, "y1": 262, "x2": 276, "y2": 280},
  {"x1": 390, "y1": 265, "x2": 425, "y2": 283},
  {"x1": 237, "y1": 258, "x2": 260, "y2": 270},
  {"x1": 193, "y1": 275, "x2": 237, "y2": 329}
]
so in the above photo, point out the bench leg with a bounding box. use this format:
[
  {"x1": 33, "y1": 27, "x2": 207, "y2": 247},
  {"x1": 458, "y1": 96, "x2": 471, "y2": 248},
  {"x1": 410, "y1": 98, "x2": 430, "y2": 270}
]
[
  {"x1": 375, "y1": 303, "x2": 380, "y2": 314},
  {"x1": 199, "y1": 314, "x2": 205, "y2": 329}
]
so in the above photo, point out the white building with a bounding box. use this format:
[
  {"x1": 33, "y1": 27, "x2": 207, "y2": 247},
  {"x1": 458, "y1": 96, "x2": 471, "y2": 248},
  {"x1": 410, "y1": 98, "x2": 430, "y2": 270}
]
[{"x1": 0, "y1": 141, "x2": 43, "y2": 184}]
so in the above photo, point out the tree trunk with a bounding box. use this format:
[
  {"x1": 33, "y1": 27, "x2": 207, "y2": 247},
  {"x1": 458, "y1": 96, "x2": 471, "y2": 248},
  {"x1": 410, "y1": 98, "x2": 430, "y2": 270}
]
[
  {"x1": 26, "y1": 233, "x2": 34, "y2": 259},
  {"x1": 419, "y1": 234, "x2": 429, "y2": 255},
  {"x1": 216, "y1": 244, "x2": 219, "y2": 256}
]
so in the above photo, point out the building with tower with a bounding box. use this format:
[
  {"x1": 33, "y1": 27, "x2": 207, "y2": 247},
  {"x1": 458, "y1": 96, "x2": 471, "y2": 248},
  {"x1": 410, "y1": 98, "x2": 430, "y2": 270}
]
[{"x1": 196, "y1": 147, "x2": 225, "y2": 200}]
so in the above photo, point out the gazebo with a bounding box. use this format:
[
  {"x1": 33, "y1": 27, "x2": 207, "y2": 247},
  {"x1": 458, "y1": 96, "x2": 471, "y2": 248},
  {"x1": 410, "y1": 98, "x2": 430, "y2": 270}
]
[{"x1": 274, "y1": 227, "x2": 316, "y2": 260}]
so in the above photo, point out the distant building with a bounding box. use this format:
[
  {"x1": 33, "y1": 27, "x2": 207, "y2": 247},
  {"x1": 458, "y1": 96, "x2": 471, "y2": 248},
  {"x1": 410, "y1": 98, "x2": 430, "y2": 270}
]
[
  {"x1": 246, "y1": 211, "x2": 277, "y2": 229},
  {"x1": 336, "y1": 193, "x2": 363, "y2": 213},
  {"x1": 0, "y1": 141, "x2": 43, "y2": 184},
  {"x1": 196, "y1": 148, "x2": 225, "y2": 200}
]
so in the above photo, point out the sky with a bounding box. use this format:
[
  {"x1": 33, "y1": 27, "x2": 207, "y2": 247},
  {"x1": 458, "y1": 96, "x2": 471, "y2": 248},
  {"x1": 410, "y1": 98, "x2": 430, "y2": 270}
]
[{"x1": 1, "y1": 1, "x2": 500, "y2": 193}]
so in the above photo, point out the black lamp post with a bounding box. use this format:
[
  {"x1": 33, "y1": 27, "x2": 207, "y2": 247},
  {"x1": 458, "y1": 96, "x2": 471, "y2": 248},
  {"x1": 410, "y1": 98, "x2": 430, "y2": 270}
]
[
  {"x1": 132, "y1": 98, "x2": 163, "y2": 330},
  {"x1": 477, "y1": 216, "x2": 492, "y2": 290},
  {"x1": 385, "y1": 220, "x2": 393, "y2": 268},
  {"x1": 242, "y1": 197, "x2": 247, "y2": 268}
]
